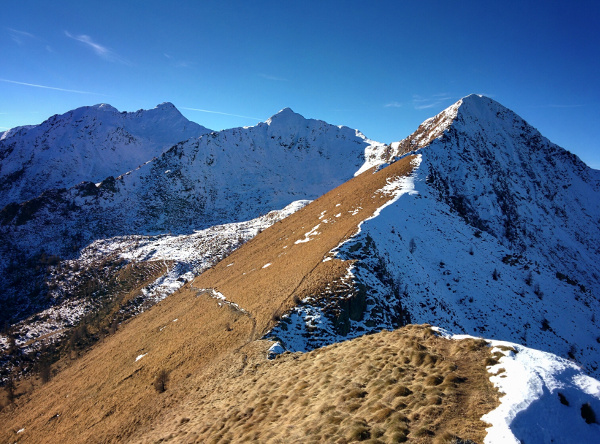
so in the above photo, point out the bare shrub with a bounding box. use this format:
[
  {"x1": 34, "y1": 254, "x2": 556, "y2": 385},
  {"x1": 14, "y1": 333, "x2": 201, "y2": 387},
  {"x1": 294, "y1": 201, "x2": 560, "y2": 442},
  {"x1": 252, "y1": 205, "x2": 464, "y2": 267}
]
[{"x1": 154, "y1": 369, "x2": 170, "y2": 393}]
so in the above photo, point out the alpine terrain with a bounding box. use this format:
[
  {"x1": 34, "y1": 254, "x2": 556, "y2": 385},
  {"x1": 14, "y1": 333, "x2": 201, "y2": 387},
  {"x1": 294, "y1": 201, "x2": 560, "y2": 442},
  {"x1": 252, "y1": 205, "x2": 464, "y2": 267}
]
[
  {"x1": 0, "y1": 102, "x2": 211, "y2": 208},
  {"x1": 0, "y1": 96, "x2": 599, "y2": 443}
]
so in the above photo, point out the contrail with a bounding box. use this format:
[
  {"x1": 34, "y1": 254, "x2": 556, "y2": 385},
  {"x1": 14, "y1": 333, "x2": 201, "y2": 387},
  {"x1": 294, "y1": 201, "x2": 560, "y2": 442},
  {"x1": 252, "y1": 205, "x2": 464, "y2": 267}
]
[
  {"x1": 0, "y1": 78, "x2": 104, "y2": 95},
  {"x1": 180, "y1": 107, "x2": 262, "y2": 121}
]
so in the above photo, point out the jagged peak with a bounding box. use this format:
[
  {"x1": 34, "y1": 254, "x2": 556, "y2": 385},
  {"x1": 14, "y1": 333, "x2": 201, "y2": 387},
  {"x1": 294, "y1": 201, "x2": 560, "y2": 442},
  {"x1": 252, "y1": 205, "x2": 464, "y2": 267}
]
[
  {"x1": 155, "y1": 101, "x2": 176, "y2": 110},
  {"x1": 265, "y1": 107, "x2": 306, "y2": 125},
  {"x1": 90, "y1": 103, "x2": 119, "y2": 112},
  {"x1": 400, "y1": 94, "x2": 539, "y2": 152}
]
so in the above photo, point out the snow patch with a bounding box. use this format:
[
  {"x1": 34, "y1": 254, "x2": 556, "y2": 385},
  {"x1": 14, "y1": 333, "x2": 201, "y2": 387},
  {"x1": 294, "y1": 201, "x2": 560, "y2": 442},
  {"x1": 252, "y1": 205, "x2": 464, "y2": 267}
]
[{"x1": 294, "y1": 224, "x2": 321, "y2": 244}]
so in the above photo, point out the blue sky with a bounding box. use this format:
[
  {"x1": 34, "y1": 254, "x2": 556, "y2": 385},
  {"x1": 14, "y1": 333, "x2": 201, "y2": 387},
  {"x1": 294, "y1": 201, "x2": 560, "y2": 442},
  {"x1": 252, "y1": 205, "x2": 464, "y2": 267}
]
[{"x1": 2, "y1": 1, "x2": 599, "y2": 168}]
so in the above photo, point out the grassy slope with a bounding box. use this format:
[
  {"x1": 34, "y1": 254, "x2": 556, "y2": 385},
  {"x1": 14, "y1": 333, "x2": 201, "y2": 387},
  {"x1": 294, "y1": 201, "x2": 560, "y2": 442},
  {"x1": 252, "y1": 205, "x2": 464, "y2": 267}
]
[
  {"x1": 135, "y1": 325, "x2": 498, "y2": 444},
  {"x1": 0, "y1": 156, "x2": 498, "y2": 443}
]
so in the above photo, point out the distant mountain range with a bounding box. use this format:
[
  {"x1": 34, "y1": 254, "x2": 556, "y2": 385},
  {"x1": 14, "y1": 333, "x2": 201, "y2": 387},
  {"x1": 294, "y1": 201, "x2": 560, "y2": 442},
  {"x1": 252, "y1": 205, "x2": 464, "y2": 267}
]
[
  {"x1": 0, "y1": 96, "x2": 598, "y2": 443},
  {"x1": 0, "y1": 102, "x2": 210, "y2": 208}
]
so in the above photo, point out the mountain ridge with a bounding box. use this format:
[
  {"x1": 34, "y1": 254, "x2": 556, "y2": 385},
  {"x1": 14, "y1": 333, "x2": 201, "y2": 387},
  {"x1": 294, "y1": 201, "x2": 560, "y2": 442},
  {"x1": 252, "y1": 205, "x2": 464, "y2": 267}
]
[
  {"x1": 0, "y1": 102, "x2": 211, "y2": 208},
  {"x1": 268, "y1": 95, "x2": 600, "y2": 378},
  {"x1": 1, "y1": 95, "x2": 599, "y2": 443}
]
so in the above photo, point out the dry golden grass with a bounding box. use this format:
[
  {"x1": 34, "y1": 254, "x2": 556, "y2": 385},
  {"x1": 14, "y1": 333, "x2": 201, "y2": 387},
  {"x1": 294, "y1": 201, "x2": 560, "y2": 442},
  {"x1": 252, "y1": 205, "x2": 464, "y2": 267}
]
[
  {"x1": 133, "y1": 325, "x2": 499, "y2": 444},
  {"x1": 0, "y1": 157, "x2": 498, "y2": 443},
  {"x1": 190, "y1": 156, "x2": 418, "y2": 334}
]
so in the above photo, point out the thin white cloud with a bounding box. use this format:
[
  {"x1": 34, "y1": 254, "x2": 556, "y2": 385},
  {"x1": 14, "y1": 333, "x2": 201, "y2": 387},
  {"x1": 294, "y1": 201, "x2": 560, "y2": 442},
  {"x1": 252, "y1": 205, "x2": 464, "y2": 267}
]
[
  {"x1": 65, "y1": 31, "x2": 108, "y2": 55},
  {"x1": 6, "y1": 27, "x2": 36, "y2": 45},
  {"x1": 163, "y1": 52, "x2": 191, "y2": 68},
  {"x1": 259, "y1": 73, "x2": 288, "y2": 82},
  {"x1": 414, "y1": 102, "x2": 438, "y2": 110},
  {"x1": 413, "y1": 93, "x2": 453, "y2": 110},
  {"x1": 0, "y1": 78, "x2": 104, "y2": 95},
  {"x1": 180, "y1": 107, "x2": 262, "y2": 121},
  {"x1": 64, "y1": 31, "x2": 130, "y2": 65},
  {"x1": 384, "y1": 101, "x2": 403, "y2": 108}
]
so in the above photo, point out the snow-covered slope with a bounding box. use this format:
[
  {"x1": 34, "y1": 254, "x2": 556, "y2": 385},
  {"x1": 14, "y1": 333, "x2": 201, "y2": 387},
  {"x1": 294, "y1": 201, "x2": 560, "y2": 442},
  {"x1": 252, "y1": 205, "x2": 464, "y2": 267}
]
[
  {"x1": 436, "y1": 329, "x2": 600, "y2": 444},
  {"x1": 4, "y1": 200, "x2": 308, "y2": 353},
  {"x1": 0, "y1": 108, "x2": 377, "y2": 257},
  {"x1": 0, "y1": 108, "x2": 377, "y2": 327},
  {"x1": 0, "y1": 102, "x2": 211, "y2": 207},
  {"x1": 268, "y1": 95, "x2": 600, "y2": 377}
]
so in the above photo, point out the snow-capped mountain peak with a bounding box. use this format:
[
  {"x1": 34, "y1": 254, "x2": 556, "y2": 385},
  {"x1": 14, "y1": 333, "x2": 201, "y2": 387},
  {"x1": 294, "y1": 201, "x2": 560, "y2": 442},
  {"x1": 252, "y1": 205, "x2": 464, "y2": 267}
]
[
  {"x1": 92, "y1": 103, "x2": 119, "y2": 112},
  {"x1": 154, "y1": 101, "x2": 177, "y2": 110},
  {"x1": 0, "y1": 102, "x2": 211, "y2": 208},
  {"x1": 268, "y1": 94, "x2": 600, "y2": 379},
  {"x1": 264, "y1": 107, "x2": 307, "y2": 127}
]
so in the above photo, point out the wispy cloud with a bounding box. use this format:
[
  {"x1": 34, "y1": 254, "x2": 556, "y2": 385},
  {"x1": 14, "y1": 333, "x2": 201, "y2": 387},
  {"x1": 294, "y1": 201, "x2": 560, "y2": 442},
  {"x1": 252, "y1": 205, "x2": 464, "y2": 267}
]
[
  {"x1": 412, "y1": 93, "x2": 453, "y2": 110},
  {"x1": 6, "y1": 27, "x2": 35, "y2": 45},
  {"x1": 180, "y1": 107, "x2": 262, "y2": 121},
  {"x1": 384, "y1": 101, "x2": 403, "y2": 108},
  {"x1": 65, "y1": 31, "x2": 130, "y2": 64},
  {"x1": 0, "y1": 78, "x2": 104, "y2": 95},
  {"x1": 163, "y1": 53, "x2": 192, "y2": 68},
  {"x1": 259, "y1": 73, "x2": 288, "y2": 82}
]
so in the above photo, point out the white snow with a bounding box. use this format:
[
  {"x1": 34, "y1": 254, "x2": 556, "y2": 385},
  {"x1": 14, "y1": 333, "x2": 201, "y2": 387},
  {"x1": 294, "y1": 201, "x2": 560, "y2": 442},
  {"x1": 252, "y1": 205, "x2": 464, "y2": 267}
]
[
  {"x1": 434, "y1": 328, "x2": 600, "y2": 443},
  {"x1": 0, "y1": 102, "x2": 210, "y2": 208},
  {"x1": 266, "y1": 95, "x2": 600, "y2": 383},
  {"x1": 4, "y1": 200, "x2": 309, "y2": 355},
  {"x1": 294, "y1": 224, "x2": 321, "y2": 244},
  {"x1": 262, "y1": 263, "x2": 271, "y2": 269},
  {"x1": 195, "y1": 287, "x2": 248, "y2": 314},
  {"x1": 135, "y1": 353, "x2": 147, "y2": 362}
]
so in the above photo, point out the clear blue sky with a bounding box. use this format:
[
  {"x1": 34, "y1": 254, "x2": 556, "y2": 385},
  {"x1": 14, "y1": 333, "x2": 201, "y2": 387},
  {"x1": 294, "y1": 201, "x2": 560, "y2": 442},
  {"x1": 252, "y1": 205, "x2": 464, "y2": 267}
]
[{"x1": 2, "y1": 1, "x2": 599, "y2": 168}]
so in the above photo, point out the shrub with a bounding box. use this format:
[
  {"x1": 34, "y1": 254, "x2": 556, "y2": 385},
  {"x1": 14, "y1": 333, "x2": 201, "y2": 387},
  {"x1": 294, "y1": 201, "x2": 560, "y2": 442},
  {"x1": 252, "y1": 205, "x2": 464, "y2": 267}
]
[
  {"x1": 425, "y1": 375, "x2": 444, "y2": 386},
  {"x1": 39, "y1": 359, "x2": 51, "y2": 384},
  {"x1": 154, "y1": 369, "x2": 170, "y2": 393},
  {"x1": 541, "y1": 319, "x2": 551, "y2": 331},
  {"x1": 409, "y1": 238, "x2": 416, "y2": 254}
]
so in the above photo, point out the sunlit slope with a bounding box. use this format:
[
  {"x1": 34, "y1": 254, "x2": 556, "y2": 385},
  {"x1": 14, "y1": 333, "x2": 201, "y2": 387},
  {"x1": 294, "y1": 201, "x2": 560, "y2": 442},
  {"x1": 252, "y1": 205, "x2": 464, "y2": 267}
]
[
  {"x1": 135, "y1": 325, "x2": 499, "y2": 444},
  {"x1": 0, "y1": 155, "x2": 417, "y2": 443}
]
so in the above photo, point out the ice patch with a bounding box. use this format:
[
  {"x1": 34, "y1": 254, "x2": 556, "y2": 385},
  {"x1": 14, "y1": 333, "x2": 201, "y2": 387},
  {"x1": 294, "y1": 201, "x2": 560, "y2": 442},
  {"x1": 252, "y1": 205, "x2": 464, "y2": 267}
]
[{"x1": 135, "y1": 353, "x2": 147, "y2": 362}]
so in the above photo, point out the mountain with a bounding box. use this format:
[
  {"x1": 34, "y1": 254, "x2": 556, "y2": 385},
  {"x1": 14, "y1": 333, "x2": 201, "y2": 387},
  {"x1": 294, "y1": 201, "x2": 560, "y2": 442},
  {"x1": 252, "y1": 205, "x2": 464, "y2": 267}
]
[
  {"x1": 1, "y1": 107, "x2": 378, "y2": 257},
  {"x1": 269, "y1": 95, "x2": 600, "y2": 377},
  {"x1": 0, "y1": 108, "x2": 379, "y2": 326},
  {"x1": 1, "y1": 96, "x2": 599, "y2": 443},
  {"x1": 0, "y1": 102, "x2": 211, "y2": 208}
]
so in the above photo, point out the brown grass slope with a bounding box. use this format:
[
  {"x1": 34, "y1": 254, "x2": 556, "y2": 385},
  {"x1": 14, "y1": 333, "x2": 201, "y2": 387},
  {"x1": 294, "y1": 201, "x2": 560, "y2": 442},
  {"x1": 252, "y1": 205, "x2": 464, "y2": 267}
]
[
  {"x1": 0, "y1": 156, "x2": 498, "y2": 443},
  {"x1": 134, "y1": 325, "x2": 498, "y2": 444}
]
